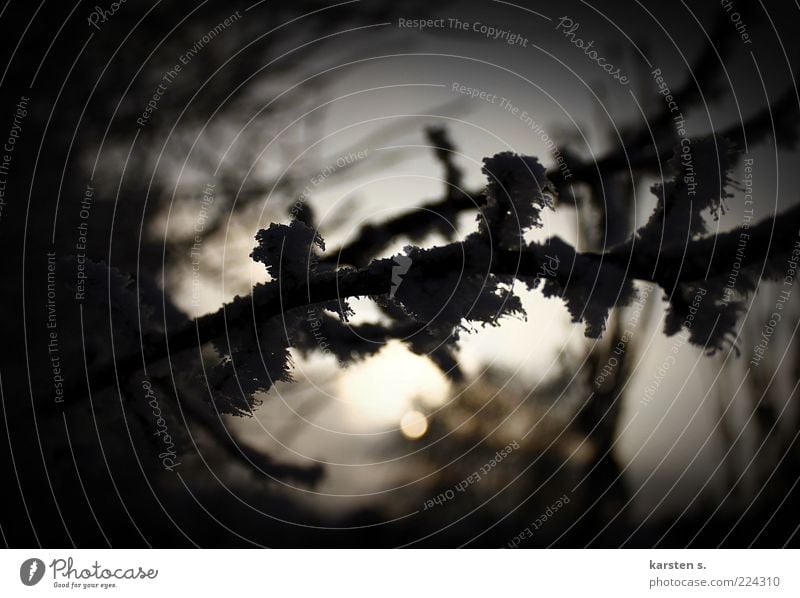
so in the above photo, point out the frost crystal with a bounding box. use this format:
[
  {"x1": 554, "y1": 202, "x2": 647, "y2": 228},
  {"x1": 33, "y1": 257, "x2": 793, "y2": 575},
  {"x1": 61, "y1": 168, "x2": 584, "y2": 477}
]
[
  {"x1": 637, "y1": 136, "x2": 735, "y2": 248},
  {"x1": 528, "y1": 237, "x2": 636, "y2": 338},
  {"x1": 390, "y1": 235, "x2": 525, "y2": 334},
  {"x1": 251, "y1": 220, "x2": 325, "y2": 282},
  {"x1": 209, "y1": 319, "x2": 293, "y2": 416},
  {"x1": 480, "y1": 152, "x2": 555, "y2": 245}
]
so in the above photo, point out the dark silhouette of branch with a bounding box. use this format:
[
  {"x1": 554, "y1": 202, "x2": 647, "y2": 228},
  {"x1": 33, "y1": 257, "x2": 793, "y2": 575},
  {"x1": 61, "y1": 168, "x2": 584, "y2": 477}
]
[
  {"x1": 322, "y1": 90, "x2": 800, "y2": 269},
  {"x1": 180, "y1": 396, "x2": 324, "y2": 485},
  {"x1": 47, "y1": 199, "x2": 800, "y2": 419}
]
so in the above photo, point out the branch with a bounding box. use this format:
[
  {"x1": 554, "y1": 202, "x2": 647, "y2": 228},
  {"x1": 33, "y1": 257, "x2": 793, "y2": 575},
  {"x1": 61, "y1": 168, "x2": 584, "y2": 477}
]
[
  {"x1": 322, "y1": 92, "x2": 798, "y2": 268},
  {"x1": 182, "y1": 397, "x2": 324, "y2": 485},
  {"x1": 55, "y1": 201, "x2": 798, "y2": 418}
]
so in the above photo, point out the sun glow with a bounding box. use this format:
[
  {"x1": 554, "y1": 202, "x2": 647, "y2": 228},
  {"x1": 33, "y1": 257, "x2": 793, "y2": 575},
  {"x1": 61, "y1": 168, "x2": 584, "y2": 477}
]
[
  {"x1": 400, "y1": 410, "x2": 428, "y2": 439},
  {"x1": 336, "y1": 341, "x2": 449, "y2": 429}
]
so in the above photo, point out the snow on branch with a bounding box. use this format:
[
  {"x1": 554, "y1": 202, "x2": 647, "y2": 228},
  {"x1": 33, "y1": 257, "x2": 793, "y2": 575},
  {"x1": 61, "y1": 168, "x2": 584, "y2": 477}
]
[{"x1": 54, "y1": 145, "x2": 800, "y2": 419}]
